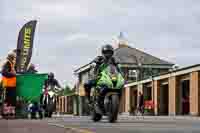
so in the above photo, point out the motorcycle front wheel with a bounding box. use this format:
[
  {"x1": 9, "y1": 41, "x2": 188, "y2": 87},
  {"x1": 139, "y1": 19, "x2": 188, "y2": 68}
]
[
  {"x1": 91, "y1": 103, "x2": 102, "y2": 122},
  {"x1": 108, "y1": 94, "x2": 119, "y2": 123}
]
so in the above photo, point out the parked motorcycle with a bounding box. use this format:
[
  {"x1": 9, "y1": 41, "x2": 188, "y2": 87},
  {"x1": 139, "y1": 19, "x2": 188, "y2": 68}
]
[{"x1": 89, "y1": 63, "x2": 125, "y2": 123}]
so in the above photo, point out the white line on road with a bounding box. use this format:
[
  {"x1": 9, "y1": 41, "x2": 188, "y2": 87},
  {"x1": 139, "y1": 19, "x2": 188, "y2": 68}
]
[{"x1": 48, "y1": 123, "x2": 94, "y2": 133}]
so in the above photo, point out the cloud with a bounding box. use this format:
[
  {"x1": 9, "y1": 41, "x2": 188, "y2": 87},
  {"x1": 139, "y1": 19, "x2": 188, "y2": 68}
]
[{"x1": 2, "y1": 0, "x2": 200, "y2": 86}]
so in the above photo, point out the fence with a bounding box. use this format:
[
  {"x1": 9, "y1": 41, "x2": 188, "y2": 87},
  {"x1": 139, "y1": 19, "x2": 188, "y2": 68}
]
[{"x1": 56, "y1": 95, "x2": 74, "y2": 114}]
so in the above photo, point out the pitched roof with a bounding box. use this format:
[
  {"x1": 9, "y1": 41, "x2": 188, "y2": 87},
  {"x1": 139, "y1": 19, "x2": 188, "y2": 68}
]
[
  {"x1": 74, "y1": 46, "x2": 174, "y2": 73},
  {"x1": 114, "y1": 46, "x2": 174, "y2": 65}
]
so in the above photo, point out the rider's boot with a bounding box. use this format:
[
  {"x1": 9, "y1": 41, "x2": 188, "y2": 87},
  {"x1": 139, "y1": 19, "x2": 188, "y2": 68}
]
[{"x1": 95, "y1": 95, "x2": 104, "y2": 115}]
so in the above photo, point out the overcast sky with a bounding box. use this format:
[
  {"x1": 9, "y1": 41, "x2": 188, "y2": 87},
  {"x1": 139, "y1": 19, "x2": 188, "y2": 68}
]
[{"x1": 1, "y1": 0, "x2": 200, "y2": 87}]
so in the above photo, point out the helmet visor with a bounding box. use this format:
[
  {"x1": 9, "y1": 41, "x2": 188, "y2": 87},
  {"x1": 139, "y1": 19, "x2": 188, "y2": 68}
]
[{"x1": 102, "y1": 50, "x2": 113, "y2": 58}]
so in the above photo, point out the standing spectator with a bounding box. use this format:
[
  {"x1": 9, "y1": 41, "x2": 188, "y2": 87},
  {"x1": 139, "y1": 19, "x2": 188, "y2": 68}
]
[
  {"x1": 138, "y1": 91, "x2": 144, "y2": 114},
  {"x1": 26, "y1": 63, "x2": 38, "y2": 73},
  {"x1": 2, "y1": 50, "x2": 17, "y2": 108}
]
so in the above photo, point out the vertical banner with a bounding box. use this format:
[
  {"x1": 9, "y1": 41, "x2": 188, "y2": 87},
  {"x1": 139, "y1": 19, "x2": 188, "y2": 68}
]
[{"x1": 16, "y1": 20, "x2": 37, "y2": 73}]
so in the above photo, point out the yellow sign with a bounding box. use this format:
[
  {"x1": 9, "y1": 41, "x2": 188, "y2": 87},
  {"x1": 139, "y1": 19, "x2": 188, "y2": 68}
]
[{"x1": 21, "y1": 27, "x2": 32, "y2": 71}]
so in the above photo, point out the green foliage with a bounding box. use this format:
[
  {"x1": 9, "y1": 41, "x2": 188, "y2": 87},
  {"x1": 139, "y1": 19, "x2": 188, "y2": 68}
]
[{"x1": 57, "y1": 85, "x2": 75, "y2": 96}]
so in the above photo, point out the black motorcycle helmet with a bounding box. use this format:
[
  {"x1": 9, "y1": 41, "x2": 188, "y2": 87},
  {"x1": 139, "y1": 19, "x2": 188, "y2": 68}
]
[
  {"x1": 101, "y1": 44, "x2": 114, "y2": 59},
  {"x1": 48, "y1": 72, "x2": 54, "y2": 80}
]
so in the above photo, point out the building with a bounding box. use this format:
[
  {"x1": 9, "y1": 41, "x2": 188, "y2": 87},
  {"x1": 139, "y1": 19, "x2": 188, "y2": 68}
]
[
  {"x1": 73, "y1": 33, "x2": 174, "y2": 116},
  {"x1": 124, "y1": 64, "x2": 200, "y2": 116}
]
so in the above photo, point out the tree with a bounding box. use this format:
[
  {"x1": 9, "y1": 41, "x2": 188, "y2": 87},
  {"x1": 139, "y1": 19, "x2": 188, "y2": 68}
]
[{"x1": 57, "y1": 85, "x2": 74, "y2": 96}]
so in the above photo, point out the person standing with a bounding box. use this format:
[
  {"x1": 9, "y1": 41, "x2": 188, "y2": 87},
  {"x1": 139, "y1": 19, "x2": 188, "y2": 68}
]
[
  {"x1": 26, "y1": 63, "x2": 38, "y2": 73},
  {"x1": 138, "y1": 91, "x2": 144, "y2": 115},
  {"x1": 2, "y1": 51, "x2": 17, "y2": 108}
]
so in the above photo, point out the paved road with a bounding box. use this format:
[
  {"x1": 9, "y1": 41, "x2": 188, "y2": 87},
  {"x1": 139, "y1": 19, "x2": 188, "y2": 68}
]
[
  {"x1": 0, "y1": 119, "x2": 67, "y2": 133},
  {"x1": 1, "y1": 116, "x2": 200, "y2": 133},
  {"x1": 48, "y1": 116, "x2": 200, "y2": 133}
]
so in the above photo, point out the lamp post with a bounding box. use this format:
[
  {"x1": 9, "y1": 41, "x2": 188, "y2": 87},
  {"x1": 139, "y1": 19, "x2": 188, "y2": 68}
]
[
  {"x1": 130, "y1": 55, "x2": 144, "y2": 109},
  {"x1": 148, "y1": 67, "x2": 155, "y2": 115},
  {"x1": 129, "y1": 55, "x2": 143, "y2": 82},
  {"x1": 148, "y1": 68, "x2": 153, "y2": 97}
]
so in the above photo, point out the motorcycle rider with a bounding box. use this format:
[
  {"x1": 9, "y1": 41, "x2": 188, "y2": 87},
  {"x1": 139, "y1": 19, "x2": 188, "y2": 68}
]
[
  {"x1": 84, "y1": 44, "x2": 123, "y2": 114},
  {"x1": 44, "y1": 72, "x2": 61, "y2": 91},
  {"x1": 40, "y1": 72, "x2": 61, "y2": 110}
]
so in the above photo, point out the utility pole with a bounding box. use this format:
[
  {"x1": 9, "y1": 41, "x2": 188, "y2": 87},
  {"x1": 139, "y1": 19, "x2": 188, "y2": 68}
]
[
  {"x1": 129, "y1": 55, "x2": 143, "y2": 82},
  {"x1": 130, "y1": 55, "x2": 143, "y2": 107}
]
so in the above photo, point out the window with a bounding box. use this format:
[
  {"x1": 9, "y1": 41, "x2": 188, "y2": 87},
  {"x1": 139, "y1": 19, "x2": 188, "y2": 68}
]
[
  {"x1": 144, "y1": 69, "x2": 149, "y2": 78},
  {"x1": 128, "y1": 69, "x2": 137, "y2": 78},
  {"x1": 88, "y1": 68, "x2": 95, "y2": 80},
  {"x1": 128, "y1": 69, "x2": 137, "y2": 81},
  {"x1": 81, "y1": 72, "x2": 89, "y2": 83}
]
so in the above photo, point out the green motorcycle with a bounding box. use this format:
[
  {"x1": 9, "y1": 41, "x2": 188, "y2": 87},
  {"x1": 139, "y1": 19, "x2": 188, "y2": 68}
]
[{"x1": 90, "y1": 63, "x2": 125, "y2": 123}]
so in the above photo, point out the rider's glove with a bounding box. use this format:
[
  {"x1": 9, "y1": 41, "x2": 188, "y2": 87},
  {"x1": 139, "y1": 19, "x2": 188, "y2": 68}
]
[{"x1": 93, "y1": 56, "x2": 104, "y2": 65}]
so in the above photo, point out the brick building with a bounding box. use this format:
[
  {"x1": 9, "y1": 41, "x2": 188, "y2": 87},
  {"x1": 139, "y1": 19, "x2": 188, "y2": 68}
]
[{"x1": 124, "y1": 64, "x2": 200, "y2": 116}]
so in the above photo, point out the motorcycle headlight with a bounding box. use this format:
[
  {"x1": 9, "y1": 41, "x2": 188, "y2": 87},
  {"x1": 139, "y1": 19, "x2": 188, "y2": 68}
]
[
  {"x1": 111, "y1": 75, "x2": 117, "y2": 81},
  {"x1": 48, "y1": 91, "x2": 55, "y2": 97}
]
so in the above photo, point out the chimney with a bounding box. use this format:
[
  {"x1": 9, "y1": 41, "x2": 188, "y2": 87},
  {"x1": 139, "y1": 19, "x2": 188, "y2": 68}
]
[{"x1": 117, "y1": 32, "x2": 128, "y2": 48}]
